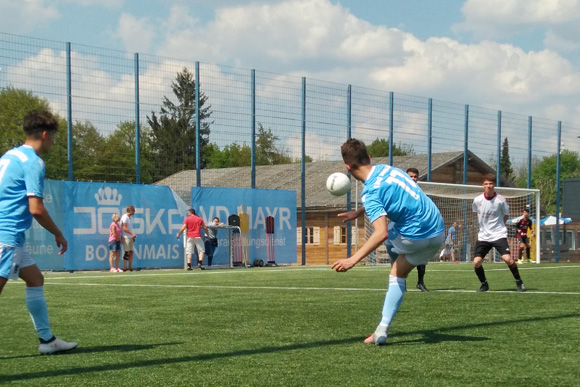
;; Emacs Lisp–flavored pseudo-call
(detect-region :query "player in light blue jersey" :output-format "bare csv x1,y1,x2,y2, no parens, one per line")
332,138,445,345
0,110,77,354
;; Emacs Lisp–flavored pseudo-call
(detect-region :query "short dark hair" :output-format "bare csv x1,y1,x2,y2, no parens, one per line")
341,138,370,170
406,167,419,175
213,217,219,222
188,208,196,215
523,209,529,213
23,110,58,139
126,205,135,213
482,174,495,183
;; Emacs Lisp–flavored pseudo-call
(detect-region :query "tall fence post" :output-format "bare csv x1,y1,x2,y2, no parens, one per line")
496,110,502,186
66,42,73,181
463,104,469,184
301,77,306,266
134,53,141,184
346,85,352,257
195,61,201,187
528,116,533,189
426,98,433,181
556,121,562,263
389,92,394,166
251,69,256,188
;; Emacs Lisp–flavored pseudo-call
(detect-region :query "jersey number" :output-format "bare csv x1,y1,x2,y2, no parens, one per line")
0,159,10,184
384,169,420,200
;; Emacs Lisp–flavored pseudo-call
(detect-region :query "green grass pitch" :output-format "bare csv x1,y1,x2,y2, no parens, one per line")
1,263,580,386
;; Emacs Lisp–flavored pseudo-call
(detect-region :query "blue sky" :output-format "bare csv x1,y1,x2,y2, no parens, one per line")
1,0,580,127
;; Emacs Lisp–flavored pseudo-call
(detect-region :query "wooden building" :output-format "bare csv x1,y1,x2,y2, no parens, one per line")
157,151,510,265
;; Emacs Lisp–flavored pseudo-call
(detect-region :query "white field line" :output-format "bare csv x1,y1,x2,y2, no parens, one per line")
36,263,580,281
33,281,580,295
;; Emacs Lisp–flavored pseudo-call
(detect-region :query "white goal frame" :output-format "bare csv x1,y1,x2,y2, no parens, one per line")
362,182,541,264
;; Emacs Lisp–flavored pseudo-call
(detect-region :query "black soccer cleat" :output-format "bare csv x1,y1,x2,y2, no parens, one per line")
516,280,526,292
416,283,429,292
477,282,489,292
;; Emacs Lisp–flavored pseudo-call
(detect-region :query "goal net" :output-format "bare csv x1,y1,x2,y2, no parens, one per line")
363,182,541,264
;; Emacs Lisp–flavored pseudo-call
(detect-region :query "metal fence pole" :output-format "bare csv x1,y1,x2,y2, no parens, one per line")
195,61,201,186
427,98,432,181
346,85,352,257
66,42,73,181
496,110,501,186
134,53,141,184
389,92,394,166
301,77,306,265
556,121,562,263
251,69,256,188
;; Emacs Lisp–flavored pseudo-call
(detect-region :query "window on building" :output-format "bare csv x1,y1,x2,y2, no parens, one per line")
296,227,320,245
333,226,358,245
566,230,576,250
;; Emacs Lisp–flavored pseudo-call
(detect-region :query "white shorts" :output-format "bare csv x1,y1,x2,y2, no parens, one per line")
387,231,445,266
185,237,204,255
122,237,134,252
0,244,36,280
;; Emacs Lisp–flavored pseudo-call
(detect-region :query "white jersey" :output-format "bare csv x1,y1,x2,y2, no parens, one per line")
472,192,509,242
120,213,133,238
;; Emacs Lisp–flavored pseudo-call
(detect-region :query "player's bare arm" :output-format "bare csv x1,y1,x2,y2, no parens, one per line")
29,196,67,254
337,206,365,223
332,215,388,272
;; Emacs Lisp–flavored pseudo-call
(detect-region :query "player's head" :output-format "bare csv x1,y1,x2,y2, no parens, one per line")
188,208,196,216
341,138,370,172
126,205,135,216
23,110,59,154
482,174,496,195
452,221,457,227
522,208,529,218
213,217,219,223
111,213,120,222
406,168,419,182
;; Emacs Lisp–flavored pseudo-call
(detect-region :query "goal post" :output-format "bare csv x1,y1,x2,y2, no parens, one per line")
362,182,541,264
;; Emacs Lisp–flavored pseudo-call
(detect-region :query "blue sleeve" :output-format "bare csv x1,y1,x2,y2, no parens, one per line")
363,190,386,224
24,157,45,199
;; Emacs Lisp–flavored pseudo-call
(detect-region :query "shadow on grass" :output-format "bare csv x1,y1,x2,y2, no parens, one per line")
0,342,183,360
1,312,578,382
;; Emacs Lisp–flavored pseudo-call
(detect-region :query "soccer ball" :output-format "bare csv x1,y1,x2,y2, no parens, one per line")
326,172,351,196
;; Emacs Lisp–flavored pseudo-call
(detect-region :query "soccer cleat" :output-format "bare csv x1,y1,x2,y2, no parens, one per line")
416,283,429,292
364,325,389,346
516,280,526,292
116,268,123,272
477,282,489,292
109,268,116,272
38,337,78,355
187,266,193,271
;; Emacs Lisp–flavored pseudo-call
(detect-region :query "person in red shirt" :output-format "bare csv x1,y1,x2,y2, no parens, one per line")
515,208,535,263
176,209,209,270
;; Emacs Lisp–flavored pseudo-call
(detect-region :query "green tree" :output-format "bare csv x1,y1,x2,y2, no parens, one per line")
147,67,213,181
70,121,107,181
500,137,513,179
100,121,155,183
205,123,299,168
366,138,413,157
255,124,292,165
0,87,51,155
532,150,580,213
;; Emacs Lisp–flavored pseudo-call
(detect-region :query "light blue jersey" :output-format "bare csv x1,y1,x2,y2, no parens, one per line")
362,165,444,240
0,145,45,247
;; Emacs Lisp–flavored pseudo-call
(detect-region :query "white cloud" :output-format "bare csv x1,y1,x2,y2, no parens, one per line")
116,13,155,54
0,0,59,34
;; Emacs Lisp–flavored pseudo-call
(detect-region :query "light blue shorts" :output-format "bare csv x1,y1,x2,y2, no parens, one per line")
0,244,36,280
386,231,445,266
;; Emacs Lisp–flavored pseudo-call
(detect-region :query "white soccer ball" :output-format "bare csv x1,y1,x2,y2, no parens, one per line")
326,172,351,196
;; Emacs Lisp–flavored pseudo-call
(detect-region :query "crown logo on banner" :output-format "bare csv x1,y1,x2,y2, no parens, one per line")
95,187,123,206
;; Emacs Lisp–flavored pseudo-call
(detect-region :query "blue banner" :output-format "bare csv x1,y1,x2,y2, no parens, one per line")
28,180,189,271
191,187,297,265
